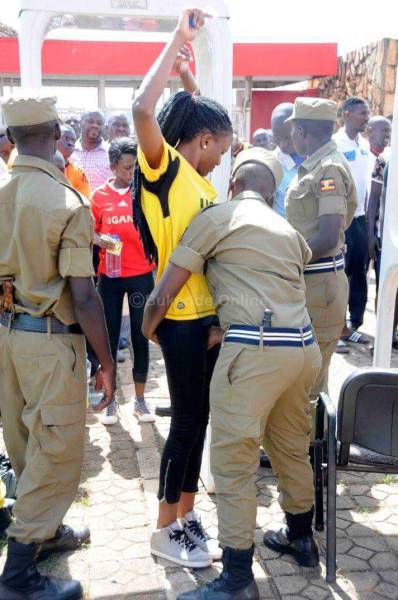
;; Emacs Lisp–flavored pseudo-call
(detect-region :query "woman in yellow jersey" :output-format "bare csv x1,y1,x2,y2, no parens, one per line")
133,8,232,569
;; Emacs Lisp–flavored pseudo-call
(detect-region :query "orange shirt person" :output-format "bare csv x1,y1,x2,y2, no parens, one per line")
57,125,92,199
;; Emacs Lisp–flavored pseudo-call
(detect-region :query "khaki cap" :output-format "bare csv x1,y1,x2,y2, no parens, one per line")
285,97,338,122
1,92,59,127
232,147,283,189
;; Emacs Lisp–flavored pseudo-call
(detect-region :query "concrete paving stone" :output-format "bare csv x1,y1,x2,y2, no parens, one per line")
336,537,354,553
163,571,197,600
264,557,300,576
353,495,381,509
345,523,375,537
273,575,308,595
369,551,398,570
343,571,380,593
372,521,398,535
302,585,331,600
120,542,151,560
354,536,390,552
348,546,374,560
336,554,370,571
374,581,398,598
136,447,161,480
88,546,120,563
348,485,372,496
88,580,124,598
88,560,122,580
379,570,398,586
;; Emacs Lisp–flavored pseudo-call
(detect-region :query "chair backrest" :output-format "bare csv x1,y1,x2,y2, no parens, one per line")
337,368,398,465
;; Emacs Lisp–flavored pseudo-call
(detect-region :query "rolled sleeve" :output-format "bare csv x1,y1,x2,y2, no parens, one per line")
59,247,94,277
170,244,205,273
58,205,94,278
318,195,346,216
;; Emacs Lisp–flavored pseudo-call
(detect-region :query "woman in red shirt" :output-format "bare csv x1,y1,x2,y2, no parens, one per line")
92,137,155,425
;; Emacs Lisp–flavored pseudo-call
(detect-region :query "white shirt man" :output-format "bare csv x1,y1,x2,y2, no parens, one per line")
333,127,371,217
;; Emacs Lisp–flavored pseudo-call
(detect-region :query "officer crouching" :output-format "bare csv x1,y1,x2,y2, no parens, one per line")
142,148,322,600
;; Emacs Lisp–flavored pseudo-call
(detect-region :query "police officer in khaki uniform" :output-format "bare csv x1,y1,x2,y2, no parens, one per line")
141,148,322,600
285,98,357,403
0,94,115,600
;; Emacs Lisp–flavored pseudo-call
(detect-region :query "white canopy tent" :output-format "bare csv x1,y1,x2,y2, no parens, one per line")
18,0,232,203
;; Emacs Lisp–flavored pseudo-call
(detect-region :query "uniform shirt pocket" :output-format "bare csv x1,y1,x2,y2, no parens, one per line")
287,178,315,222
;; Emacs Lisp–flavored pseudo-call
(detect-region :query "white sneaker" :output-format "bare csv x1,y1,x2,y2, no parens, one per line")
100,399,118,425
134,397,155,423
151,521,212,568
183,510,222,560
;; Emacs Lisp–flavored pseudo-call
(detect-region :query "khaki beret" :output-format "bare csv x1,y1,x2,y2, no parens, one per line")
285,97,338,122
231,147,283,189
1,92,59,127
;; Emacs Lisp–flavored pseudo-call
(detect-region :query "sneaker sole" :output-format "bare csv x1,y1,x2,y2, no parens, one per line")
134,413,155,423
263,536,319,568
151,548,212,569
100,418,118,425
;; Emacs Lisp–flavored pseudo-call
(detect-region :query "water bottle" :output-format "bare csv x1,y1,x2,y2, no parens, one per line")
105,234,122,278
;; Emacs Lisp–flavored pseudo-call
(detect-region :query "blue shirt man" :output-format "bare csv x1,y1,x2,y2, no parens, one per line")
271,102,304,217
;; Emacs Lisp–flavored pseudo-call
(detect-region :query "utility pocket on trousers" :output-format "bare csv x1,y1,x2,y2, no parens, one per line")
211,406,261,439
41,402,86,426
40,403,86,464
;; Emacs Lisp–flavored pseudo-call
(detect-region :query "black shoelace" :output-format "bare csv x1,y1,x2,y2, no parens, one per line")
169,528,197,552
186,518,210,542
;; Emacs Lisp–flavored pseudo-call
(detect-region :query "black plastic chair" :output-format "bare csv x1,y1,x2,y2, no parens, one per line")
313,368,398,583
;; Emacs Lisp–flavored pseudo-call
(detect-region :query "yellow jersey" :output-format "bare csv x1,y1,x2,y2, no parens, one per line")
138,139,217,320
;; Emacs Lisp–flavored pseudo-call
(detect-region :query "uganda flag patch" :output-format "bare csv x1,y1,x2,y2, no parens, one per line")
320,178,336,192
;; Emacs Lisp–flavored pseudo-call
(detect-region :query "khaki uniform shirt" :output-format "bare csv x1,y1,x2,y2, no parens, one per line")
171,191,312,329
285,140,357,257
0,155,94,325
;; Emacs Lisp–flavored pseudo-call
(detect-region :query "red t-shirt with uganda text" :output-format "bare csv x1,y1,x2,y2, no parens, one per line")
91,179,154,277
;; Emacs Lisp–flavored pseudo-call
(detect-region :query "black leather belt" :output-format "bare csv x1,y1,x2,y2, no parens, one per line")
0,312,82,335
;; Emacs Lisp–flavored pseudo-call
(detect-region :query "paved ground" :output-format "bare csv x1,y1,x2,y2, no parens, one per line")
1,275,398,599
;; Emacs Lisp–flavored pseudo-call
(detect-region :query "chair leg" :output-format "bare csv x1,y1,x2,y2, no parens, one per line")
314,397,325,531
314,439,324,531
326,413,337,583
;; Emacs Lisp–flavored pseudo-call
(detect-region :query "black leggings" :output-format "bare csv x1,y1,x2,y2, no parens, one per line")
98,272,154,383
156,317,219,504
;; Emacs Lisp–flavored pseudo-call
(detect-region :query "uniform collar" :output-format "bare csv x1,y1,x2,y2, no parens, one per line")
300,140,337,173
232,190,267,203
13,154,71,186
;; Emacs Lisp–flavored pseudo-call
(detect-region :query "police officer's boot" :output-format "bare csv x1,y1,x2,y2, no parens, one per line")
0,538,83,599
37,524,91,562
176,545,259,599
263,506,319,567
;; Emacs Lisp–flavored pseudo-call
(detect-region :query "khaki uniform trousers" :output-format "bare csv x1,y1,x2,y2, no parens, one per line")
210,340,321,550
0,326,87,544
305,269,348,402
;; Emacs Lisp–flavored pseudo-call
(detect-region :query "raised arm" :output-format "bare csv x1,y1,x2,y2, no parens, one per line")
132,8,209,168
174,44,201,95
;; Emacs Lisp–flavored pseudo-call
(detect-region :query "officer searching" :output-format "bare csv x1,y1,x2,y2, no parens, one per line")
0,6,391,600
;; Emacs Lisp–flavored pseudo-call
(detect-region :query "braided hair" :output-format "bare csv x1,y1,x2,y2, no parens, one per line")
132,91,232,263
